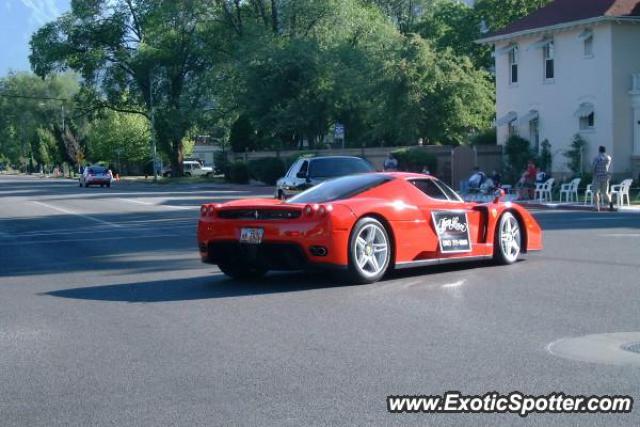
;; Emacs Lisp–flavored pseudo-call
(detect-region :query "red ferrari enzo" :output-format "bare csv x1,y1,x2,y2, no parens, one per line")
197,173,542,284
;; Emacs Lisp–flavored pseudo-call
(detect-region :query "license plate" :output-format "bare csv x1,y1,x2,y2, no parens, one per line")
239,228,264,244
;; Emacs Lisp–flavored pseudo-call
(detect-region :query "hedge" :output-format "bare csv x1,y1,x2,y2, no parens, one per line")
248,157,286,185
228,161,250,184
391,148,438,173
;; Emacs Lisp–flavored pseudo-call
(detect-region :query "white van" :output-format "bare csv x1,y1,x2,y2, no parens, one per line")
163,160,213,177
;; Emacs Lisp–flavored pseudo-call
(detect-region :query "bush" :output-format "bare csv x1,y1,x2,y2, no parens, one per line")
391,148,437,173
537,139,552,172
563,134,587,176
470,128,497,146
505,135,534,181
228,161,250,184
214,151,229,175
248,157,286,185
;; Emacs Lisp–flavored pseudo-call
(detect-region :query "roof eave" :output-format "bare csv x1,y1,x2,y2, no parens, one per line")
475,15,640,44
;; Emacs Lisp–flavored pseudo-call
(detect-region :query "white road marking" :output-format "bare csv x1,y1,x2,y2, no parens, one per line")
18,224,194,238
600,234,640,237
118,198,153,206
441,280,466,289
31,201,122,228
2,233,180,246
116,198,199,210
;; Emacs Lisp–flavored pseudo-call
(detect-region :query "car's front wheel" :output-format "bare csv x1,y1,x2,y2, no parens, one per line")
494,212,522,265
348,217,391,284
218,262,267,280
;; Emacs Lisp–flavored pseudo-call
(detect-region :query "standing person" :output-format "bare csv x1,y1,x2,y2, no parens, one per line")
592,145,614,212
383,153,398,172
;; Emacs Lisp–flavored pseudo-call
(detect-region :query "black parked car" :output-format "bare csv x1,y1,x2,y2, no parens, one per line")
275,156,375,199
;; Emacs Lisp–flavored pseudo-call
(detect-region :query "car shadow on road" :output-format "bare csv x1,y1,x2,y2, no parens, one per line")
43,260,504,303
43,271,344,302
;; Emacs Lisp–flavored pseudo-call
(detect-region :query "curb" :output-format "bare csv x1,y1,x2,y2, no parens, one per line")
519,201,640,212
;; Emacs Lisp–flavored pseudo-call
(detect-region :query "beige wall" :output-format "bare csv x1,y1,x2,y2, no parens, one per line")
495,23,615,174
611,22,640,177
224,145,503,189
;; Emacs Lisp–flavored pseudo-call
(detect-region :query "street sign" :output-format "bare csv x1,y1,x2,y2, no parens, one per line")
334,123,345,140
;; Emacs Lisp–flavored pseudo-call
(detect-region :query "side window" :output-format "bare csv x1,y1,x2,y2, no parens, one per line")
299,160,309,176
543,41,554,80
193,163,201,170
411,179,448,201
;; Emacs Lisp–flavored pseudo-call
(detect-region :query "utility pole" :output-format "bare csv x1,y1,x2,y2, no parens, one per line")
149,73,158,182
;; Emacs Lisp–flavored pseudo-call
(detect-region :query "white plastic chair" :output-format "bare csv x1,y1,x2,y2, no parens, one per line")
534,178,555,202
584,184,594,205
559,178,580,203
610,179,633,207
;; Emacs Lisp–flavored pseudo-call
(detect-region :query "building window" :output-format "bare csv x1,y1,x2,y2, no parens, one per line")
579,112,595,130
509,46,518,84
543,41,554,80
508,120,518,137
584,35,593,57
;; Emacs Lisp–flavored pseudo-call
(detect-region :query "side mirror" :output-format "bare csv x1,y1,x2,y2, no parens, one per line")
493,188,506,204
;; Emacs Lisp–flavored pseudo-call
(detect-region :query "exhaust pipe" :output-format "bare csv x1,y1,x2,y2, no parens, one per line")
309,246,328,257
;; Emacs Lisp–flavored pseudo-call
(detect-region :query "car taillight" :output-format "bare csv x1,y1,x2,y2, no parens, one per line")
318,204,333,217
304,204,314,216
200,205,208,217
207,205,216,217
304,204,332,217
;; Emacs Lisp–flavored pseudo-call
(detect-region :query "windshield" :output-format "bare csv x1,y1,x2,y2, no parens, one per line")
289,174,392,204
308,157,374,178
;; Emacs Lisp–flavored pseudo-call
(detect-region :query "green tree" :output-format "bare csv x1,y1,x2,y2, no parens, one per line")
30,0,223,176
414,0,490,68
380,35,494,145
0,72,78,169
85,111,151,168
474,0,552,34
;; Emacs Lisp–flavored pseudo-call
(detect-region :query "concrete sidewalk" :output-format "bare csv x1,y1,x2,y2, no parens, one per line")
516,199,640,212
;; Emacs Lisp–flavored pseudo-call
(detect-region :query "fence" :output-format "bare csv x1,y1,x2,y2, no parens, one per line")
224,144,503,188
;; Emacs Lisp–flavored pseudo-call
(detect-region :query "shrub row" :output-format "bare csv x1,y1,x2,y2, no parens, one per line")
391,148,437,174
224,156,288,185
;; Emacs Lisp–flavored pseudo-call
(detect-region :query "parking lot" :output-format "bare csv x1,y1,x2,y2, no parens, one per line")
1,175,639,426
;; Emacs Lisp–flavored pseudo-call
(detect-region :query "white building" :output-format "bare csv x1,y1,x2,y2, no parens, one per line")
478,0,640,178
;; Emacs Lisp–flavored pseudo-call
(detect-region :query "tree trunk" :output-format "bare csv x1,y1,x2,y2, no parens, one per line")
171,136,185,177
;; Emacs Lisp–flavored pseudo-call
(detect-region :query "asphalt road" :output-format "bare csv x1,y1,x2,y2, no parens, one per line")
1,174,639,426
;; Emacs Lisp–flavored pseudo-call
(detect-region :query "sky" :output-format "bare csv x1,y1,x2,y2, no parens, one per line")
0,0,70,76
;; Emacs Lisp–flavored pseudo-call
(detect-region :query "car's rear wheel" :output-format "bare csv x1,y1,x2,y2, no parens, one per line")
79,181,83,187
185,172,191,177
106,182,111,188
348,217,391,284
277,190,285,200
218,261,267,280
494,212,521,265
